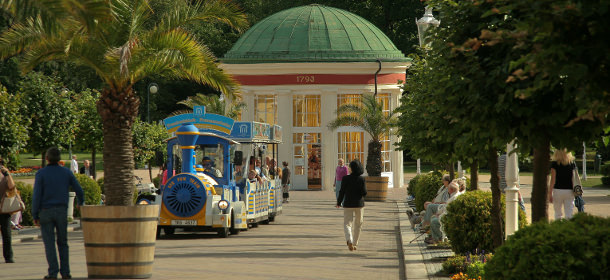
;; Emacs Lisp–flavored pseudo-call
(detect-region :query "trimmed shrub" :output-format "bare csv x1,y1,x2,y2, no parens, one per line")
96,177,105,194
152,176,160,189
442,191,527,254
485,213,610,279
73,174,102,217
414,171,444,211
407,174,422,196
15,181,34,226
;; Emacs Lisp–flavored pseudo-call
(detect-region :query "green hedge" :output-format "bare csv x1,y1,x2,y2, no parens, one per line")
15,181,33,226
407,174,422,196
414,171,444,211
73,174,102,217
96,177,105,194
486,213,610,279
442,191,528,254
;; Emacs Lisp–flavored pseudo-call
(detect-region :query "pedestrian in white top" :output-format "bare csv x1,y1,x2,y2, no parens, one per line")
70,155,78,174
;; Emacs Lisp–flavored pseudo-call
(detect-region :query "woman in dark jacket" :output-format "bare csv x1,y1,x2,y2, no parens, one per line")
336,159,367,251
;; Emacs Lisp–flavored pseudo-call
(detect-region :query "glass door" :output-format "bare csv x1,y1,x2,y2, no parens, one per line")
293,133,322,190
293,144,307,189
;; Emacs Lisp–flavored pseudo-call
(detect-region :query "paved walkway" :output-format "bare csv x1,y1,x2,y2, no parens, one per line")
5,171,609,280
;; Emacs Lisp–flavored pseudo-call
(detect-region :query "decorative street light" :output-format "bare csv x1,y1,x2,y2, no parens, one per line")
414,6,440,175
416,6,440,47
147,83,158,123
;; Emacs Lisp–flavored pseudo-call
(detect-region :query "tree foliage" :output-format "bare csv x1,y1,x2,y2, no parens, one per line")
176,93,246,119
328,94,397,176
132,118,167,171
17,72,75,165
0,0,248,205
0,84,29,168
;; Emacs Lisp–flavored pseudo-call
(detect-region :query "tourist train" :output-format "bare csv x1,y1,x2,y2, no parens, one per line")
138,106,283,238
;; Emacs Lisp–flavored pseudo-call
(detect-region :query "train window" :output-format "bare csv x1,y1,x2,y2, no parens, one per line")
196,144,224,178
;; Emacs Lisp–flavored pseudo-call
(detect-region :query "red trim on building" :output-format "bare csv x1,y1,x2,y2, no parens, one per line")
232,73,406,86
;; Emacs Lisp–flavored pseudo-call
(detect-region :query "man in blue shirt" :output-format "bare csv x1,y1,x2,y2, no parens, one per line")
32,147,84,280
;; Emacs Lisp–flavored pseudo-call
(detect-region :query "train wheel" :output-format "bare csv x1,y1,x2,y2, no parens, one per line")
251,222,259,228
217,227,229,238
164,227,175,236
269,215,275,222
229,212,239,235
260,219,270,225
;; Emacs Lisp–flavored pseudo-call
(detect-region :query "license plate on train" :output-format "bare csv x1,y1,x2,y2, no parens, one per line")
171,220,197,226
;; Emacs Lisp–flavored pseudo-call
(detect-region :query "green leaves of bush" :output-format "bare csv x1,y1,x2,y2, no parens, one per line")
485,213,610,279
15,182,33,226
442,191,527,254
414,171,443,211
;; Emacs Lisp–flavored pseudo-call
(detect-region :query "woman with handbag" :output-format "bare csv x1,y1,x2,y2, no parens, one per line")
548,149,577,220
0,158,16,263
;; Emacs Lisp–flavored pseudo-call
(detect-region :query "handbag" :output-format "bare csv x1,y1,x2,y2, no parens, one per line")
572,164,583,197
0,188,25,214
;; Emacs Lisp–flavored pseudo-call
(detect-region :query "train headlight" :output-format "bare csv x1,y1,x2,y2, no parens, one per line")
218,200,229,210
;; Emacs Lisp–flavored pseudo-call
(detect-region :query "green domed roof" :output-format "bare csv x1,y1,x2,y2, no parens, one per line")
222,4,408,63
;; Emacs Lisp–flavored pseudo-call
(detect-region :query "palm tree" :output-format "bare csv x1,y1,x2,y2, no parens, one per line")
328,93,398,176
176,93,246,119
0,0,247,205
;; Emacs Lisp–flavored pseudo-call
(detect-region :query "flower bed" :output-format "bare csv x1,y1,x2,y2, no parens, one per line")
11,166,40,177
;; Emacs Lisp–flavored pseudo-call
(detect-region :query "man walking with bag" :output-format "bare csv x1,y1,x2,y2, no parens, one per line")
32,147,84,280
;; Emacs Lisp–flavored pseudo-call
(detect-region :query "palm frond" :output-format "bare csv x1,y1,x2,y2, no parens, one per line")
159,0,248,33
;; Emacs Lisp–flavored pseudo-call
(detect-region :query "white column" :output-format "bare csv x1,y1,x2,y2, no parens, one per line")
582,142,587,180
505,140,520,238
457,161,463,178
321,89,337,191
416,159,421,175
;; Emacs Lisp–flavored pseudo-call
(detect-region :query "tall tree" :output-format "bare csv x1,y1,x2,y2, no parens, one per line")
132,118,166,181
483,0,610,222
17,72,75,166
0,0,248,205
0,83,29,169
73,88,103,179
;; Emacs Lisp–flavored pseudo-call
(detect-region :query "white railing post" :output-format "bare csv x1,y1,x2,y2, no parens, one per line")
505,140,520,238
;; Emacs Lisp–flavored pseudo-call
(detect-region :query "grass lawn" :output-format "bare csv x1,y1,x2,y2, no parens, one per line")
19,151,104,170
582,177,607,188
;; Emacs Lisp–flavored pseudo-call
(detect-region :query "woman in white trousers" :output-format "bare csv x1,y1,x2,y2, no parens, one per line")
549,149,576,220
336,159,367,251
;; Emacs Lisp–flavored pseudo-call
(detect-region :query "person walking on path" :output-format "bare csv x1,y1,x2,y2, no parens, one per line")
549,148,577,220
281,161,291,203
69,155,78,174
0,157,16,263
336,159,367,251
333,158,349,201
32,147,85,280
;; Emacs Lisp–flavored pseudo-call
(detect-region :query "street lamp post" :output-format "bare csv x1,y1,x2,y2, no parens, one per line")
147,83,158,123
416,6,440,46
414,6,440,175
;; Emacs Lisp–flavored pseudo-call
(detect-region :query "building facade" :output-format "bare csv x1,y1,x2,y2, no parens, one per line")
221,4,410,190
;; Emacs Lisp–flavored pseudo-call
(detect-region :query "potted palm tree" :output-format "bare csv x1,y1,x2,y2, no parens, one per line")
0,0,247,278
328,93,398,201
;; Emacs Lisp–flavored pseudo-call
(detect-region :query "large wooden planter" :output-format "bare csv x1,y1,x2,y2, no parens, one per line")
81,205,160,279
365,176,389,202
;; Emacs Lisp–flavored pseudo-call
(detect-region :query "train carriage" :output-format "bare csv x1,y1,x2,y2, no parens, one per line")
229,122,283,226
150,106,283,238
